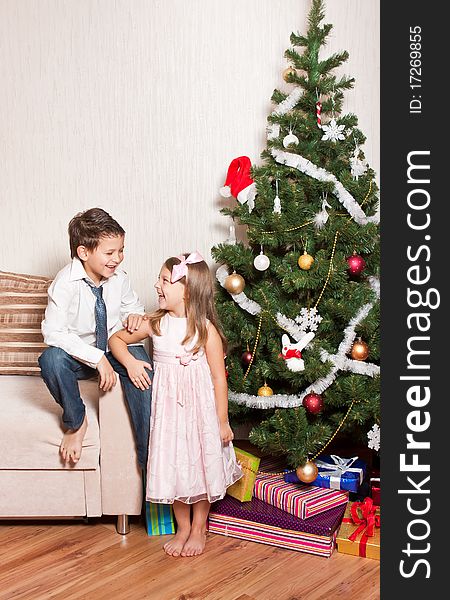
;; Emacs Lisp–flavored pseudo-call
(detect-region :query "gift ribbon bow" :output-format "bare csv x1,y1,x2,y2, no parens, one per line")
348,497,380,541
171,251,204,283
174,352,200,405
314,455,363,490
342,497,380,557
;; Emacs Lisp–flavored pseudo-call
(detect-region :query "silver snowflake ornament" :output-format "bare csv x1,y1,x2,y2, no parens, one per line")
321,118,346,142
367,423,380,451
295,307,323,333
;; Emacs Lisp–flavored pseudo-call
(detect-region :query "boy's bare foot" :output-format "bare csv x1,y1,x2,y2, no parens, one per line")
60,415,88,465
163,529,191,557
180,527,207,557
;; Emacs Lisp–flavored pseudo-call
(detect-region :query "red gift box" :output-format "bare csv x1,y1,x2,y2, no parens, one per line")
370,476,380,505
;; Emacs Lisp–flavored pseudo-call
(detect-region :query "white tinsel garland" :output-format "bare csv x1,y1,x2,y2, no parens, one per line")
228,390,313,409
273,87,304,116
272,149,379,226
266,88,303,141
217,263,380,408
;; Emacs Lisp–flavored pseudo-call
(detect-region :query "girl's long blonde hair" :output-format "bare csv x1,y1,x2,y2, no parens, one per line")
148,254,227,354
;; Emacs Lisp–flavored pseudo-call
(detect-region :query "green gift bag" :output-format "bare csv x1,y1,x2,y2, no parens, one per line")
227,447,261,502
145,501,175,536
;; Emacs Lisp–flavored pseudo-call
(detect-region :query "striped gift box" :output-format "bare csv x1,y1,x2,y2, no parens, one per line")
254,473,348,519
0,271,52,375
145,502,175,536
209,496,345,558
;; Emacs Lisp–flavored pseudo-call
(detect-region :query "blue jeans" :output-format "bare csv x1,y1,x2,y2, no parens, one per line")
38,345,152,469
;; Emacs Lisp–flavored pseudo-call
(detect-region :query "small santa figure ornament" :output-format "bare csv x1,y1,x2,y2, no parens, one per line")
219,156,257,213
280,332,315,372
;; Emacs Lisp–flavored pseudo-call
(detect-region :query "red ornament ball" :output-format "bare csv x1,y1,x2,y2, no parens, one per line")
302,392,324,415
241,351,253,366
347,252,366,276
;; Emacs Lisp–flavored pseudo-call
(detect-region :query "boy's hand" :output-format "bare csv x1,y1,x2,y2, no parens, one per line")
97,356,117,392
126,358,152,390
219,421,234,444
123,313,148,333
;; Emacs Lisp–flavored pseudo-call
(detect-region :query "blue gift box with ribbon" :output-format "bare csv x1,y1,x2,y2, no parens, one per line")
284,455,366,493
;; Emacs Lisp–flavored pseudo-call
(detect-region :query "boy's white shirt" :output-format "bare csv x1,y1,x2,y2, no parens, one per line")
41,257,145,368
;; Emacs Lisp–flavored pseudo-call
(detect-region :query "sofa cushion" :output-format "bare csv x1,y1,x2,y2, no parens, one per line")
0,376,100,470
0,271,52,375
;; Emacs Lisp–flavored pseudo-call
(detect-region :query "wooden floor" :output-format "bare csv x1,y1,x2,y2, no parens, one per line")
0,516,379,600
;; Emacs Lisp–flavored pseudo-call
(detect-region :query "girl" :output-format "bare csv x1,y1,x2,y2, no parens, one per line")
109,252,242,557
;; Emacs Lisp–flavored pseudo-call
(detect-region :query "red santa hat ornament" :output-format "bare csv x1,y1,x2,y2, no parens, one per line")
219,156,257,213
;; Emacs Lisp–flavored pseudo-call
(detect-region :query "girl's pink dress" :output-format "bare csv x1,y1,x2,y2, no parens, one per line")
146,313,242,504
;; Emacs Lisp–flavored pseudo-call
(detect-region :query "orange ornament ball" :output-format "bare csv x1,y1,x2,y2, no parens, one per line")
298,252,314,270
296,461,319,483
224,272,245,294
351,339,369,361
257,383,273,397
282,66,296,82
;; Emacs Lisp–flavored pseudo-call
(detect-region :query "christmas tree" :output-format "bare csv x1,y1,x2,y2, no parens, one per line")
212,0,380,476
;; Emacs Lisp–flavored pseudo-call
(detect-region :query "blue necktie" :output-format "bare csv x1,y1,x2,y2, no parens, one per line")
84,279,108,352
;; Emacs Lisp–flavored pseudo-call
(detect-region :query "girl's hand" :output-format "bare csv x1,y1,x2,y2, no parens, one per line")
220,421,234,444
126,358,152,390
123,313,148,333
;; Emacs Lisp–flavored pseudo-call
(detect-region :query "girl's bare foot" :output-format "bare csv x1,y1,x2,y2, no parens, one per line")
60,415,88,464
163,528,191,557
180,527,207,557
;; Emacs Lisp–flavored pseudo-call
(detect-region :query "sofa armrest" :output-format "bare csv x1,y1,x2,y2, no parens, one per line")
99,374,143,515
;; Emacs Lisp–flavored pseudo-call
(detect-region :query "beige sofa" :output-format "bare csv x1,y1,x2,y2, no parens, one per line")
0,270,143,533
0,374,143,533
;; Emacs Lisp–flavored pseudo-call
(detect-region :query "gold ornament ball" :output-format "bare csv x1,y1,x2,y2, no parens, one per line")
257,383,274,397
351,339,369,361
282,66,296,82
298,252,314,270
224,272,246,294
296,461,319,483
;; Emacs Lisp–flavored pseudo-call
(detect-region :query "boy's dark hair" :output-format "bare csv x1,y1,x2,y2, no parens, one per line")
68,208,125,258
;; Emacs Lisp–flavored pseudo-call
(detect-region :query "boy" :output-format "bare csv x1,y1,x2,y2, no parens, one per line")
39,207,152,469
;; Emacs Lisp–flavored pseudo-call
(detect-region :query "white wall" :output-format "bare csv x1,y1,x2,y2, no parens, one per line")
0,0,379,311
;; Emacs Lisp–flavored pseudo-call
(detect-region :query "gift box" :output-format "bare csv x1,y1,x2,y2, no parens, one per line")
227,447,261,502
145,501,175,536
336,498,380,560
208,494,346,557
284,455,366,493
254,473,348,520
370,476,380,506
